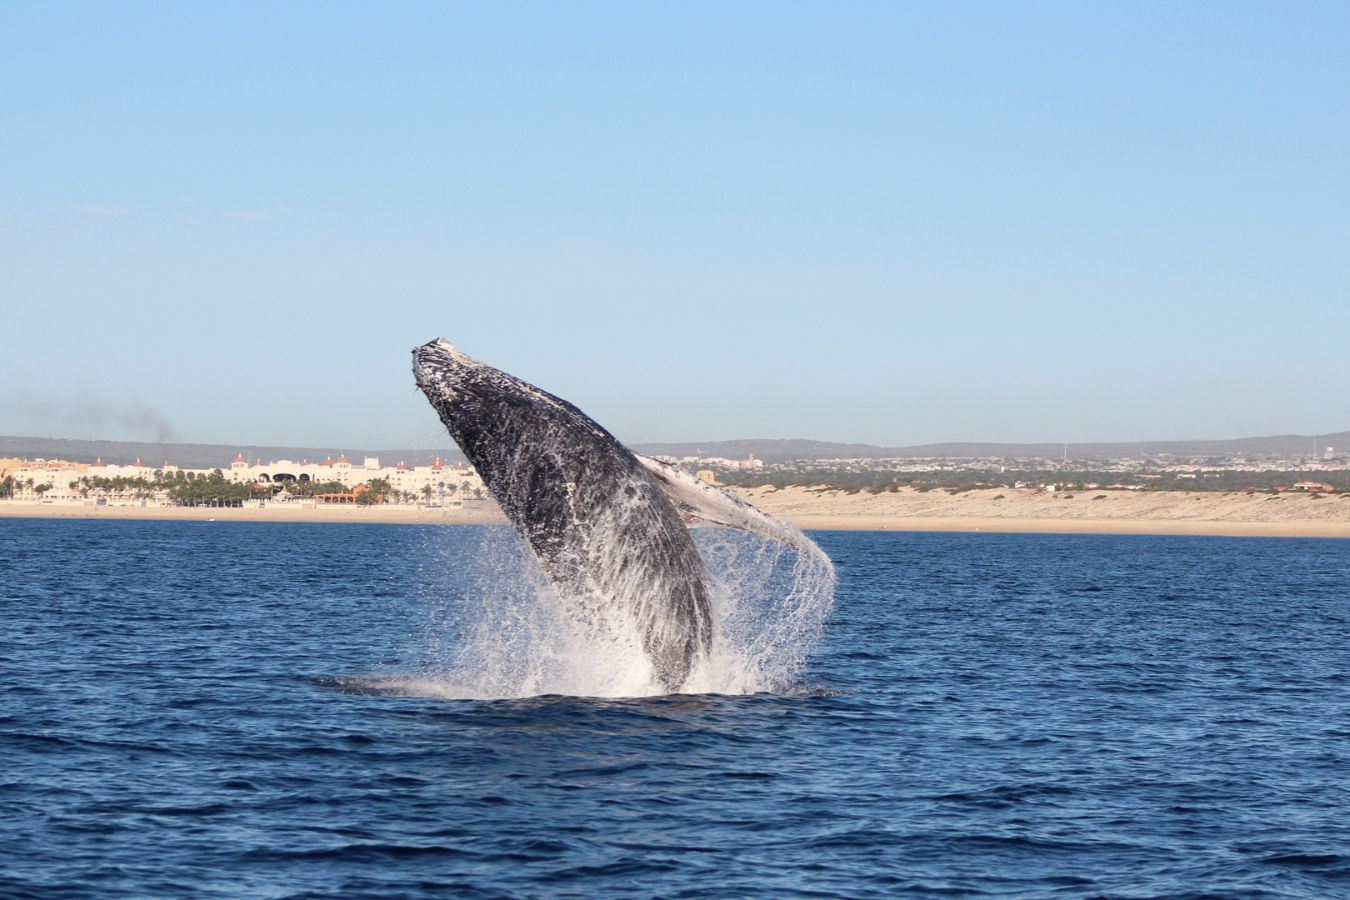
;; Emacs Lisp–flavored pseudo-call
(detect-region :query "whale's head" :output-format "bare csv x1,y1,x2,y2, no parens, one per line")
414,337,563,415
412,337,482,405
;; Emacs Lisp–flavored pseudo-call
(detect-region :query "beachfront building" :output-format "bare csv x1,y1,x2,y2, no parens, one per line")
4,456,209,503
225,454,484,504
1,454,486,508
4,457,91,502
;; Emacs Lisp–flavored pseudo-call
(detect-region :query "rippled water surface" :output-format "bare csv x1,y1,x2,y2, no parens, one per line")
4,519,1349,898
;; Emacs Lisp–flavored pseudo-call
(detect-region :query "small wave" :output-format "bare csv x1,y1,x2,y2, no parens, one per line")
947,833,1135,854
220,779,259,791
318,672,609,701
138,802,233,817
317,672,840,703
243,843,474,863
932,783,1076,807
1260,852,1344,866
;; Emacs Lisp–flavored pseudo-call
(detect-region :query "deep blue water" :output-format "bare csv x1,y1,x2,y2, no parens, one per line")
3,519,1349,898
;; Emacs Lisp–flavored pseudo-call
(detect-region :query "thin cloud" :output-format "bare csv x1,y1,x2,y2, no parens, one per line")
75,203,129,216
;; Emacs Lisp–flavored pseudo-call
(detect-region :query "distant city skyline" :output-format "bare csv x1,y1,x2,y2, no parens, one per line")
3,3,1347,447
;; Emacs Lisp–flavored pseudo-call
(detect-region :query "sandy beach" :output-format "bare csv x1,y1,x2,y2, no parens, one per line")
5,486,1350,537
0,501,509,527
737,485,1350,538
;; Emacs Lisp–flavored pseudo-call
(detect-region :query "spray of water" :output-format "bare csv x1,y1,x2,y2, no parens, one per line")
366,523,835,700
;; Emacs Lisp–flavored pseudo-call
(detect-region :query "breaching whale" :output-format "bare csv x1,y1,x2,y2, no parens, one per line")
412,338,822,692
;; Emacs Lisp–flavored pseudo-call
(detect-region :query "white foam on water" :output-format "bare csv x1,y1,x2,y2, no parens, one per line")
386,523,836,700
683,527,837,696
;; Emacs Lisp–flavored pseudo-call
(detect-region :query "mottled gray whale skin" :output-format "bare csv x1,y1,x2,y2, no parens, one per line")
412,338,712,691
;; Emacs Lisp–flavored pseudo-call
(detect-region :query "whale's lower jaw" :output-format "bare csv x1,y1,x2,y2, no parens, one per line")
413,338,712,692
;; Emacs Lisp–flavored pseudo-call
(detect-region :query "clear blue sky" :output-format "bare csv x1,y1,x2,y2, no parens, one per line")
2,2,1347,448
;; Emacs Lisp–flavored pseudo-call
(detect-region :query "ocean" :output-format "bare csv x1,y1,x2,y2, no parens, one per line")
3,519,1348,898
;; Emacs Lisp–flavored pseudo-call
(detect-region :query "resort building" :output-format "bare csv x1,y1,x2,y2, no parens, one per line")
2,454,486,507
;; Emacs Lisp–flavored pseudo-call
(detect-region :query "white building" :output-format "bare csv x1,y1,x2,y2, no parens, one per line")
225,453,485,503
3,453,485,507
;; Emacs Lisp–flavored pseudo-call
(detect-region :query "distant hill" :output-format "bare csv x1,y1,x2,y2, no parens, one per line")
630,438,890,461
0,436,466,469
633,432,1350,461
4,431,1346,467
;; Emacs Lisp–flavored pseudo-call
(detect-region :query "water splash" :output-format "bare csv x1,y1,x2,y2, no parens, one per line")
380,524,836,700
684,528,837,695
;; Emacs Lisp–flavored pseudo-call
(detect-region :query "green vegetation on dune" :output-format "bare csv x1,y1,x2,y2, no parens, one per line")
717,469,1350,494
66,470,395,505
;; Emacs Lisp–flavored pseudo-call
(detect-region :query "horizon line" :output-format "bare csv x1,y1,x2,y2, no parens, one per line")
3,429,1347,453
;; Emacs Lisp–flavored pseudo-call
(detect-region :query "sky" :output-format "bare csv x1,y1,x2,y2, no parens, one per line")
2,2,1347,449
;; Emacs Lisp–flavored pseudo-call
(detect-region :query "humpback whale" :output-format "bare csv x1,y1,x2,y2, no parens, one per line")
412,338,821,692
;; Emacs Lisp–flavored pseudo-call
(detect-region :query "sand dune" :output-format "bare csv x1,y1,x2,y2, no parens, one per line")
736,485,1350,538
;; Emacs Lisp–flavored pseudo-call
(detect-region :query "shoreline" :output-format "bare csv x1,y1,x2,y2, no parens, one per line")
4,497,1350,538
0,502,508,527
779,514,1350,539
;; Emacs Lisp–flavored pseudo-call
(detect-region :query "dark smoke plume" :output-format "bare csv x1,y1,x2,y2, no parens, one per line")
0,395,182,443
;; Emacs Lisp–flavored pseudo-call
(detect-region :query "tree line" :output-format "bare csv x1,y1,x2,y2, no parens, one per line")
3,469,415,506
716,468,1350,494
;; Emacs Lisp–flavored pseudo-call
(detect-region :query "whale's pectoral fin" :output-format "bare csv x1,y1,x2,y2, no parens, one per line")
637,456,822,556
